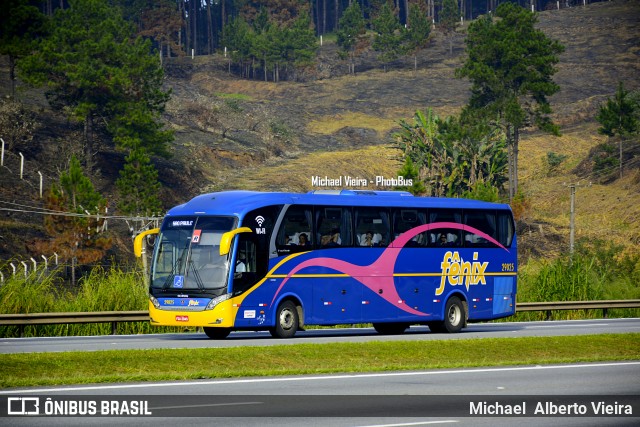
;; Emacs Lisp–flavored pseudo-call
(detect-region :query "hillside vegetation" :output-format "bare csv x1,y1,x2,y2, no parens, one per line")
0,0,639,266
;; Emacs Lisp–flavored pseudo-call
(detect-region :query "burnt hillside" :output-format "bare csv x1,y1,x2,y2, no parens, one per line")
0,0,639,263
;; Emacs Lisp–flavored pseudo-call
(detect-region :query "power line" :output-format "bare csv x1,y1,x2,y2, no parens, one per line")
0,200,161,222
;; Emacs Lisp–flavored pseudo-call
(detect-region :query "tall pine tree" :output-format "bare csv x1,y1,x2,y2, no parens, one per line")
116,149,162,217
17,0,172,164
372,2,404,71
456,3,564,201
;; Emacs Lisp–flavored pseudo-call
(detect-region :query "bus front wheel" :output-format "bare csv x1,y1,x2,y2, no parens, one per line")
428,296,466,333
203,327,231,339
270,300,299,338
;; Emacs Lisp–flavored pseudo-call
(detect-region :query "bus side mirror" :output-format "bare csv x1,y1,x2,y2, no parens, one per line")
133,228,160,258
219,227,252,256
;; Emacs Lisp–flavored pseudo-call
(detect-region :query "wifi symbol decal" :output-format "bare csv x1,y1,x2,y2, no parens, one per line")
255,216,265,227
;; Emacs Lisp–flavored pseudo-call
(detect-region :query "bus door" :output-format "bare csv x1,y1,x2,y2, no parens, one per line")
232,205,282,328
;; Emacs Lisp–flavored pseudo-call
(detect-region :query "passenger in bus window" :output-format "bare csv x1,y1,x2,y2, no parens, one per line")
361,231,374,247
298,233,310,247
321,229,341,247
439,233,449,246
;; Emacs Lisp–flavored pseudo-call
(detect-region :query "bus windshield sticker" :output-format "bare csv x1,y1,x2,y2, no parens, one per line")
170,220,193,228
191,229,202,244
173,275,184,288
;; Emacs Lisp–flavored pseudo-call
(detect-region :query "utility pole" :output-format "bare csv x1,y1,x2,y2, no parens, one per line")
565,182,591,257
569,183,576,256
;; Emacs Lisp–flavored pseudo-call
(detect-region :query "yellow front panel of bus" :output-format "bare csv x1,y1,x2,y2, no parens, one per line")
148,298,239,328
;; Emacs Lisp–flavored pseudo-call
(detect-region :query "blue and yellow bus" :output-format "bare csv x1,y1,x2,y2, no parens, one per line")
134,190,517,339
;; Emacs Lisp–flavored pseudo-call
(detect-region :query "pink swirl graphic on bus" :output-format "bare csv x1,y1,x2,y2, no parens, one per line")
269,222,507,314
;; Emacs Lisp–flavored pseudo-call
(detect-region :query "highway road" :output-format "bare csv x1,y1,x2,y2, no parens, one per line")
1,317,639,354
1,362,639,426
2,318,638,426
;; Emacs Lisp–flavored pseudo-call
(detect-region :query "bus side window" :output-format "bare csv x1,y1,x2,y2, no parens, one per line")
354,207,390,247
275,205,313,254
316,207,352,248
497,211,515,248
392,209,427,246
429,208,462,247
464,210,497,248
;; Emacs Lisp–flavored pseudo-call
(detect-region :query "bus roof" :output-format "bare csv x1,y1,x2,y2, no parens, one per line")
166,190,512,218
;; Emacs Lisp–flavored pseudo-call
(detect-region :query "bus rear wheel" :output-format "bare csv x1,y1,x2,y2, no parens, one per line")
269,300,299,338
373,322,408,335
428,296,466,333
203,327,231,339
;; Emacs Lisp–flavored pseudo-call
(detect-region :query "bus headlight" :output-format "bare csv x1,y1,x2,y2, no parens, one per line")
150,296,160,309
206,293,230,311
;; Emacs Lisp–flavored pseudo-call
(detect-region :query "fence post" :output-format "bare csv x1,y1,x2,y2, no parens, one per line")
19,152,24,179
38,171,43,198
21,261,28,278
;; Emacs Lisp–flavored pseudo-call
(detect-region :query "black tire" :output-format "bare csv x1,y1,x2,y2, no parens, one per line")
427,321,446,333
428,296,466,333
373,322,408,335
203,327,231,339
269,300,299,338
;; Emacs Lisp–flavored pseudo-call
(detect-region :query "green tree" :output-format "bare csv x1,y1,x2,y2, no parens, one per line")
223,15,255,77
116,148,162,217
404,3,430,72
283,13,318,74
439,0,459,56
597,82,639,137
336,1,366,73
17,0,172,166
394,108,508,198
396,157,426,195
372,2,403,71
0,0,46,98
224,11,317,82
456,2,564,202
33,155,111,267
596,82,639,179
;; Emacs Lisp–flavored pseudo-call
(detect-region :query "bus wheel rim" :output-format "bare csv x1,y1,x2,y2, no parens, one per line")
448,305,460,325
280,308,294,330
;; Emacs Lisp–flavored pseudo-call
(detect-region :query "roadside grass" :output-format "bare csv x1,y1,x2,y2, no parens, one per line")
1,334,638,388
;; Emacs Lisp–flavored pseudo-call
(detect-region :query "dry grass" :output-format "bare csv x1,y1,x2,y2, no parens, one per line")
307,112,399,136
519,125,640,254
232,146,402,193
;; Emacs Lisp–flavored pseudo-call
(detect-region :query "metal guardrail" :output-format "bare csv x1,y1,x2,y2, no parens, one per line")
516,299,640,321
0,311,148,336
0,300,639,336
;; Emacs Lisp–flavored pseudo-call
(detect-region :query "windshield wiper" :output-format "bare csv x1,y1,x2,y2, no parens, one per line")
188,260,206,291
162,249,187,289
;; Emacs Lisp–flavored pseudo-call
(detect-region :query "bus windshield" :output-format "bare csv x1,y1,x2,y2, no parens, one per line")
151,216,236,293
